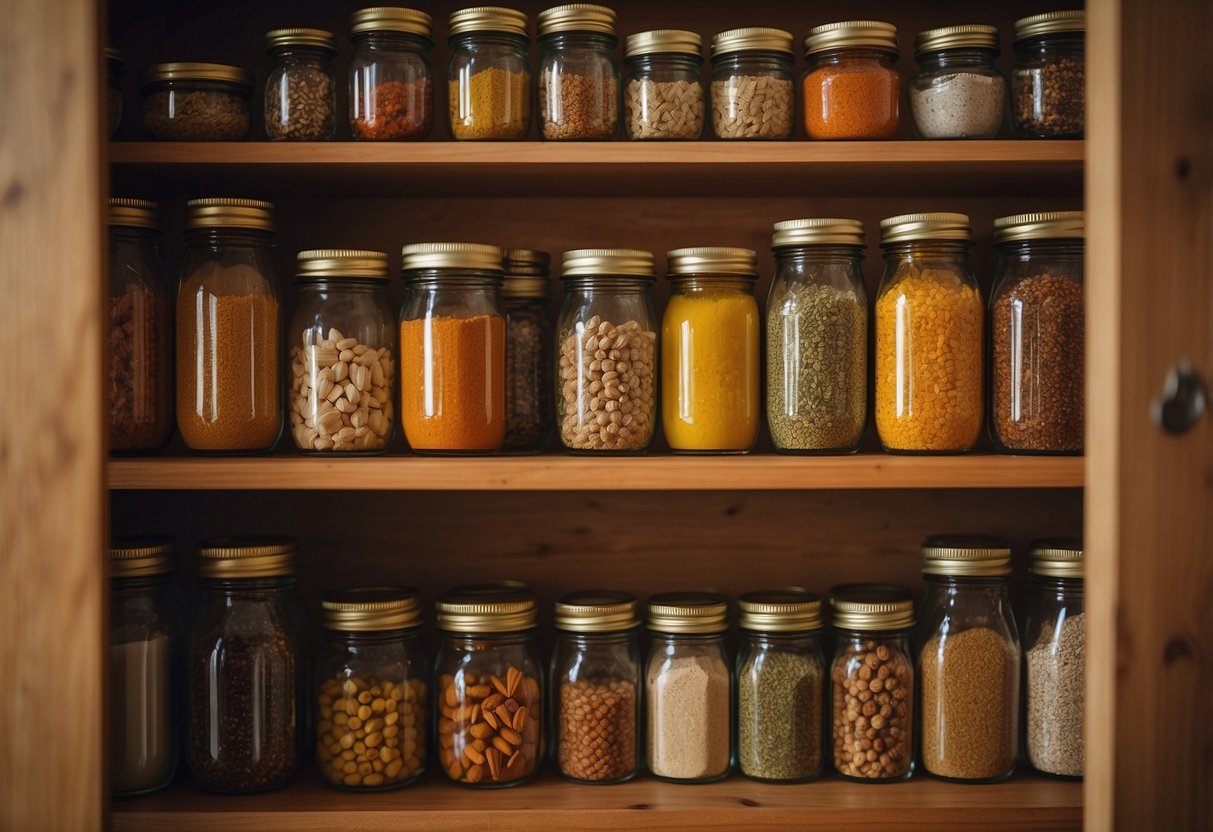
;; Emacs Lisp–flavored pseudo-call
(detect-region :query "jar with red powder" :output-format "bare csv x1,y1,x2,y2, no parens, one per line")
802,20,900,140
349,7,434,140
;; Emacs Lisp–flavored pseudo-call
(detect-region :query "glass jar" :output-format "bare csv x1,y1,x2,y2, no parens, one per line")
448,7,531,140
264,28,337,140
139,62,252,141
875,213,983,453
187,538,305,793
1024,539,1084,779
434,586,543,787
109,538,178,797
288,250,397,454
736,590,825,783
623,30,704,140
918,536,1020,783
910,25,1006,139
551,592,641,783
802,21,900,140
316,588,428,790
399,242,506,454
556,249,657,453
646,593,732,782
828,584,915,782
710,27,794,140
662,247,760,453
176,198,281,453
349,7,434,140
537,3,620,140
767,218,868,454
1012,11,1084,139
108,199,172,453
991,211,1085,454
106,47,124,137
502,249,553,453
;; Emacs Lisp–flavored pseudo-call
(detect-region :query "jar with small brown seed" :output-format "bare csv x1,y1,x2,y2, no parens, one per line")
710,27,795,140
537,4,620,140
623,30,705,140
502,249,553,452
1011,11,1084,139
265,28,338,141
140,62,252,141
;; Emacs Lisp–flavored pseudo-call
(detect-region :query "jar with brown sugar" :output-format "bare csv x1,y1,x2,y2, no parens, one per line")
537,3,620,140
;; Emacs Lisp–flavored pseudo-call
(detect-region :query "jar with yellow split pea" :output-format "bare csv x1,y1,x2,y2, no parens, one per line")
875,212,983,452
448,6,532,140
315,588,428,791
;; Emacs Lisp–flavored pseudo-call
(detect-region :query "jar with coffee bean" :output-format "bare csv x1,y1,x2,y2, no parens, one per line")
710,27,795,140
264,28,337,140
502,249,553,452
828,584,915,782
139,62,253,140
349,7,434,140
623,30,705,140
551,592,641,784
434,585,542,787
1012,11,1084,139
555,249,657,454
537,4,620,140
106,48,124,137
316,588,428,790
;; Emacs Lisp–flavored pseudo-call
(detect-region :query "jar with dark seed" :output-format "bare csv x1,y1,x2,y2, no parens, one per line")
502,249,553,452
1011,11,1084,139
265,28,338,141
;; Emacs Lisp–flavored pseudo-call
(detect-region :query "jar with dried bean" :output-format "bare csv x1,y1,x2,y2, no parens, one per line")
556,249,657,454
448,6,532,140
140,62,252,141
910,25,1006,140
1012,11,1084,139
538,4,619,140
264,28,337,140
502,249,554,452
106,48,124,137
623,30,704,140
349,7,434,140
551,592,641,784
802,21,900,140
316,588,428,790
434,586,543,787
829,584,915,782
288,250,397,454
710,27,794,140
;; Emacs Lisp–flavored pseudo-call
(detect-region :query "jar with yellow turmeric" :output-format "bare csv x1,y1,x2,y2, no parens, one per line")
447,7,531,140
874,213,983,453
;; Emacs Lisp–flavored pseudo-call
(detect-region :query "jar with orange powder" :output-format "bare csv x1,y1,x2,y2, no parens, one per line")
802,21,900,140
349,7,434,140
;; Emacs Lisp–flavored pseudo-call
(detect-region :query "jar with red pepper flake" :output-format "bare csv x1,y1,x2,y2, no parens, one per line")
349,7,434,140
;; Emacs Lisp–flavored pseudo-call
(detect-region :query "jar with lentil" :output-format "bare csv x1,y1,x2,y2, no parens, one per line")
288,250,397,454
802,21,900,140
767,218,868,454
1024,539,1084,779
537,3,619,140
502,249,553,453
139,62,253,141
551,592,641,784
646,593,732,782
315,588,428,790
264,28,337,141
176,198,282,453
709,27,794,140
1012,11,1084,139
187,538,305,794
875,212,983,453
434,585,543,787
990,211,1084,454
918,535,1020,783
448,6,532,140
623,30,704,140
828,584,915,782
106,48,124,137
662,247,760,453
399,242,506,454
349,7,434,140
556,249,657,454
910,25,1006,140
736,590,825,783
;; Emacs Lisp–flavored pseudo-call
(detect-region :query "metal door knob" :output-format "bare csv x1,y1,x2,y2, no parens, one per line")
1151,360,1206,435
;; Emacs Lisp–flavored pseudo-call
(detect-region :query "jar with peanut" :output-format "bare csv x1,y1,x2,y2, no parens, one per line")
315,588,428,791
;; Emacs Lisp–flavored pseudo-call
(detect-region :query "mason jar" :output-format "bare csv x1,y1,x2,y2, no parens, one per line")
139,62,252,140
349,7,434,140
710,27,794,140
918,536,1020,783
802,21,900,140
448,6,531,140
288,249,396,454
767,218,868,454
990,211,1085,454
623,29,704,140
399,242,506,454
264,28,337,140
551,592,641,783
875,212,983,453
502,249,553,453
537,3,619,139
556,249,657,454
176,198,281,453
1012,11,1084,139
315,588,428,790
911,25,1006,139
662,247,760,454
106,47,124,137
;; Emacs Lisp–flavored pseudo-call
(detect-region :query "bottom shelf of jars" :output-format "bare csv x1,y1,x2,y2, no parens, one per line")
110,769,1082,831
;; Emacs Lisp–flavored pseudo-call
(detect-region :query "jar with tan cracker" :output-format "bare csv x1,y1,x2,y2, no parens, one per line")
710,27,795,140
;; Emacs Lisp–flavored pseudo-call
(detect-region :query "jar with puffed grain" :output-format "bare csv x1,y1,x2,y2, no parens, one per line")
315,588,428,791
140,62,253,141
448,6,532,140
537,3,620,140
264,28,337,141
502,249,554,453
349,7,434,140
710,27,795,140
1012,11,1084,139
802,21,900,140
555,249,658,454
623,29,704,140
106,48,124,137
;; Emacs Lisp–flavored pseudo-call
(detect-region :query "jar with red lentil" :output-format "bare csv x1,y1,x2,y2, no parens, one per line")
537,4,620,140
874,212,983,453
502,249,554,453
1012,11,1084,139
802,21,900,140
349,7,434,140
709,27,794,140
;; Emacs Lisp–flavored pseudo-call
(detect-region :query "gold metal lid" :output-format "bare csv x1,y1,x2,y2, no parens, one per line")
109,198,160,231
1015,10,1085,41
738,590,824,633
350,7,434,39
646,592,729,634
322,587,423,631
805,20,899,57
105,47,125,67
880,212,971,244
139,62,254,90
109,536,173,578
1030,539,1084,579
922,534,1012,577
296,249,390,281
554,591,640,632
436,585,537,633
265,27,337,52
537,3,616,37
401,242,504,273
993,211,1085,243
502,248,550,297
196,536,296,579
914,24,999,56
829,584,915,631
560,248,656,278
450,6,529,38
625,29,702,58
711,27,794,57
666,246,758,277
184,198,275,232
772,217,865,248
